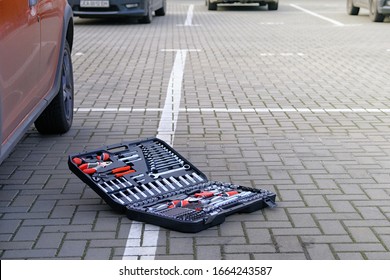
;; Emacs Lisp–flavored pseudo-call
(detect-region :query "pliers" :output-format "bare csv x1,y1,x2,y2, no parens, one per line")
91,166,135,181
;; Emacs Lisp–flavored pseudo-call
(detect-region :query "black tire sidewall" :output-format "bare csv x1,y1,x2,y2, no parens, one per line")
61,41,74,129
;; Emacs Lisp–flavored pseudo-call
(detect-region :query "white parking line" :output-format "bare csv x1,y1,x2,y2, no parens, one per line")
161,49,201,52
259,53,305,56
177,4,200,27
259,22,284,25
121,49,195,260
75,107,390,114
290,4,345,26
184,4,194,26
157,50,188,145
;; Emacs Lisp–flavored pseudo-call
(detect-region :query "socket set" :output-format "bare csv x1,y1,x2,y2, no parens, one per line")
68,137,277,233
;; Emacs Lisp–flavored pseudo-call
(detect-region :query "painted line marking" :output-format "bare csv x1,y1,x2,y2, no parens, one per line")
290,4,345,26
161,49,201,52
184,4,195,26
259,22,284,25
75,107,390,114
177,4,200,26
259,52,305,56
157,49,188,145
122,49,198,260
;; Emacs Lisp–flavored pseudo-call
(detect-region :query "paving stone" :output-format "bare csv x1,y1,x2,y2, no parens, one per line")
196,245,222,259
337,253,365,260
332,243,386,252
365,252,390,260
306,244,335,260
1,249,57,259
34,233,64,249
219,221,245,237
224,244,275,254
58,240,87,257
355,206,387,220
246,228,272,244
348,227,380,243
289,214,317,228
253,253,307,260
84,248,113,260
318,220,347,235
168,237,194,255
13,226,42,241
0,241,34,250
0,220,21,234
274,235,303,253
225,253,251,260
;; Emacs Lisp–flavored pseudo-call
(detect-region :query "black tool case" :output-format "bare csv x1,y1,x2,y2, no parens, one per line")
68,137,277,233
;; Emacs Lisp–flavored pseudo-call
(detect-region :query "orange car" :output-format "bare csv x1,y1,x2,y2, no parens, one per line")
0,0,74,164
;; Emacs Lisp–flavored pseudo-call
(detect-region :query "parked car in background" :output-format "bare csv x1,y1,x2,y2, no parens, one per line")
347,0,390,22
67,0,166,23
0,0,74,164
205,0,278,11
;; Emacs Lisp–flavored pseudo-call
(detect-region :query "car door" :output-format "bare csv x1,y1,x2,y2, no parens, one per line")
37,0,64,98
0,0,41,146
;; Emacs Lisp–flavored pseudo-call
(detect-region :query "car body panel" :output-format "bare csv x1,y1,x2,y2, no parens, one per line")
351,0,390,15
0,0,41,144
67,0,164,18
0,0,74,164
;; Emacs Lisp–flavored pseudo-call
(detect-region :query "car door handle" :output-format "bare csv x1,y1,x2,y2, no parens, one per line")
29,0,38,7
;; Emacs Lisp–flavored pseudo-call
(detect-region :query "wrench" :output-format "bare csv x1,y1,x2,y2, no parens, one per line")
149,164,191,179
151,162,183,172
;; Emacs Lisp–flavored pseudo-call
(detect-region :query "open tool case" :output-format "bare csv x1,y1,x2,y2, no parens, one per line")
68,138,277,233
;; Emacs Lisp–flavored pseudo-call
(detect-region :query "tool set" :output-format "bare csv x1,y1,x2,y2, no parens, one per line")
68,138,277,233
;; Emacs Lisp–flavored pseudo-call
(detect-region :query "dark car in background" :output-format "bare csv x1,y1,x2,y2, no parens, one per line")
0,0,74,164
347,0,390,22
67,0,166,23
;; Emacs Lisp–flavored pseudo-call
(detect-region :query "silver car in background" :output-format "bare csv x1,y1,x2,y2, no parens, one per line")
347,0,390,22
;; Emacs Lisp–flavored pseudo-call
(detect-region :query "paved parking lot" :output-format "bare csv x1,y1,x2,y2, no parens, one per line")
1,0,390,260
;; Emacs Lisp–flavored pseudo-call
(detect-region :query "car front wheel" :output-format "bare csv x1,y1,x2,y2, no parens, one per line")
369,0,385,22
347,0,359,15
207,0,217,10
268,1,278,10
139,1,153,23
155,0,166,16
35,41,74,134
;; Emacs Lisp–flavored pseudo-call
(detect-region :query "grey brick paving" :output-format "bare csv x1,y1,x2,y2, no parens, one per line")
1,0,390,260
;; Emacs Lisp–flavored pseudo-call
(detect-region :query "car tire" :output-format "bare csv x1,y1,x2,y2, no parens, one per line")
155,0,166,16
34,41,74,134
139,1,153,23
347,0,359,15
207,0,217,11
268,1,278,10
369,0,385,22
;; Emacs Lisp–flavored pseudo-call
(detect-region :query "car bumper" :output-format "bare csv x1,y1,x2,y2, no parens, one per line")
69,0,147,17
